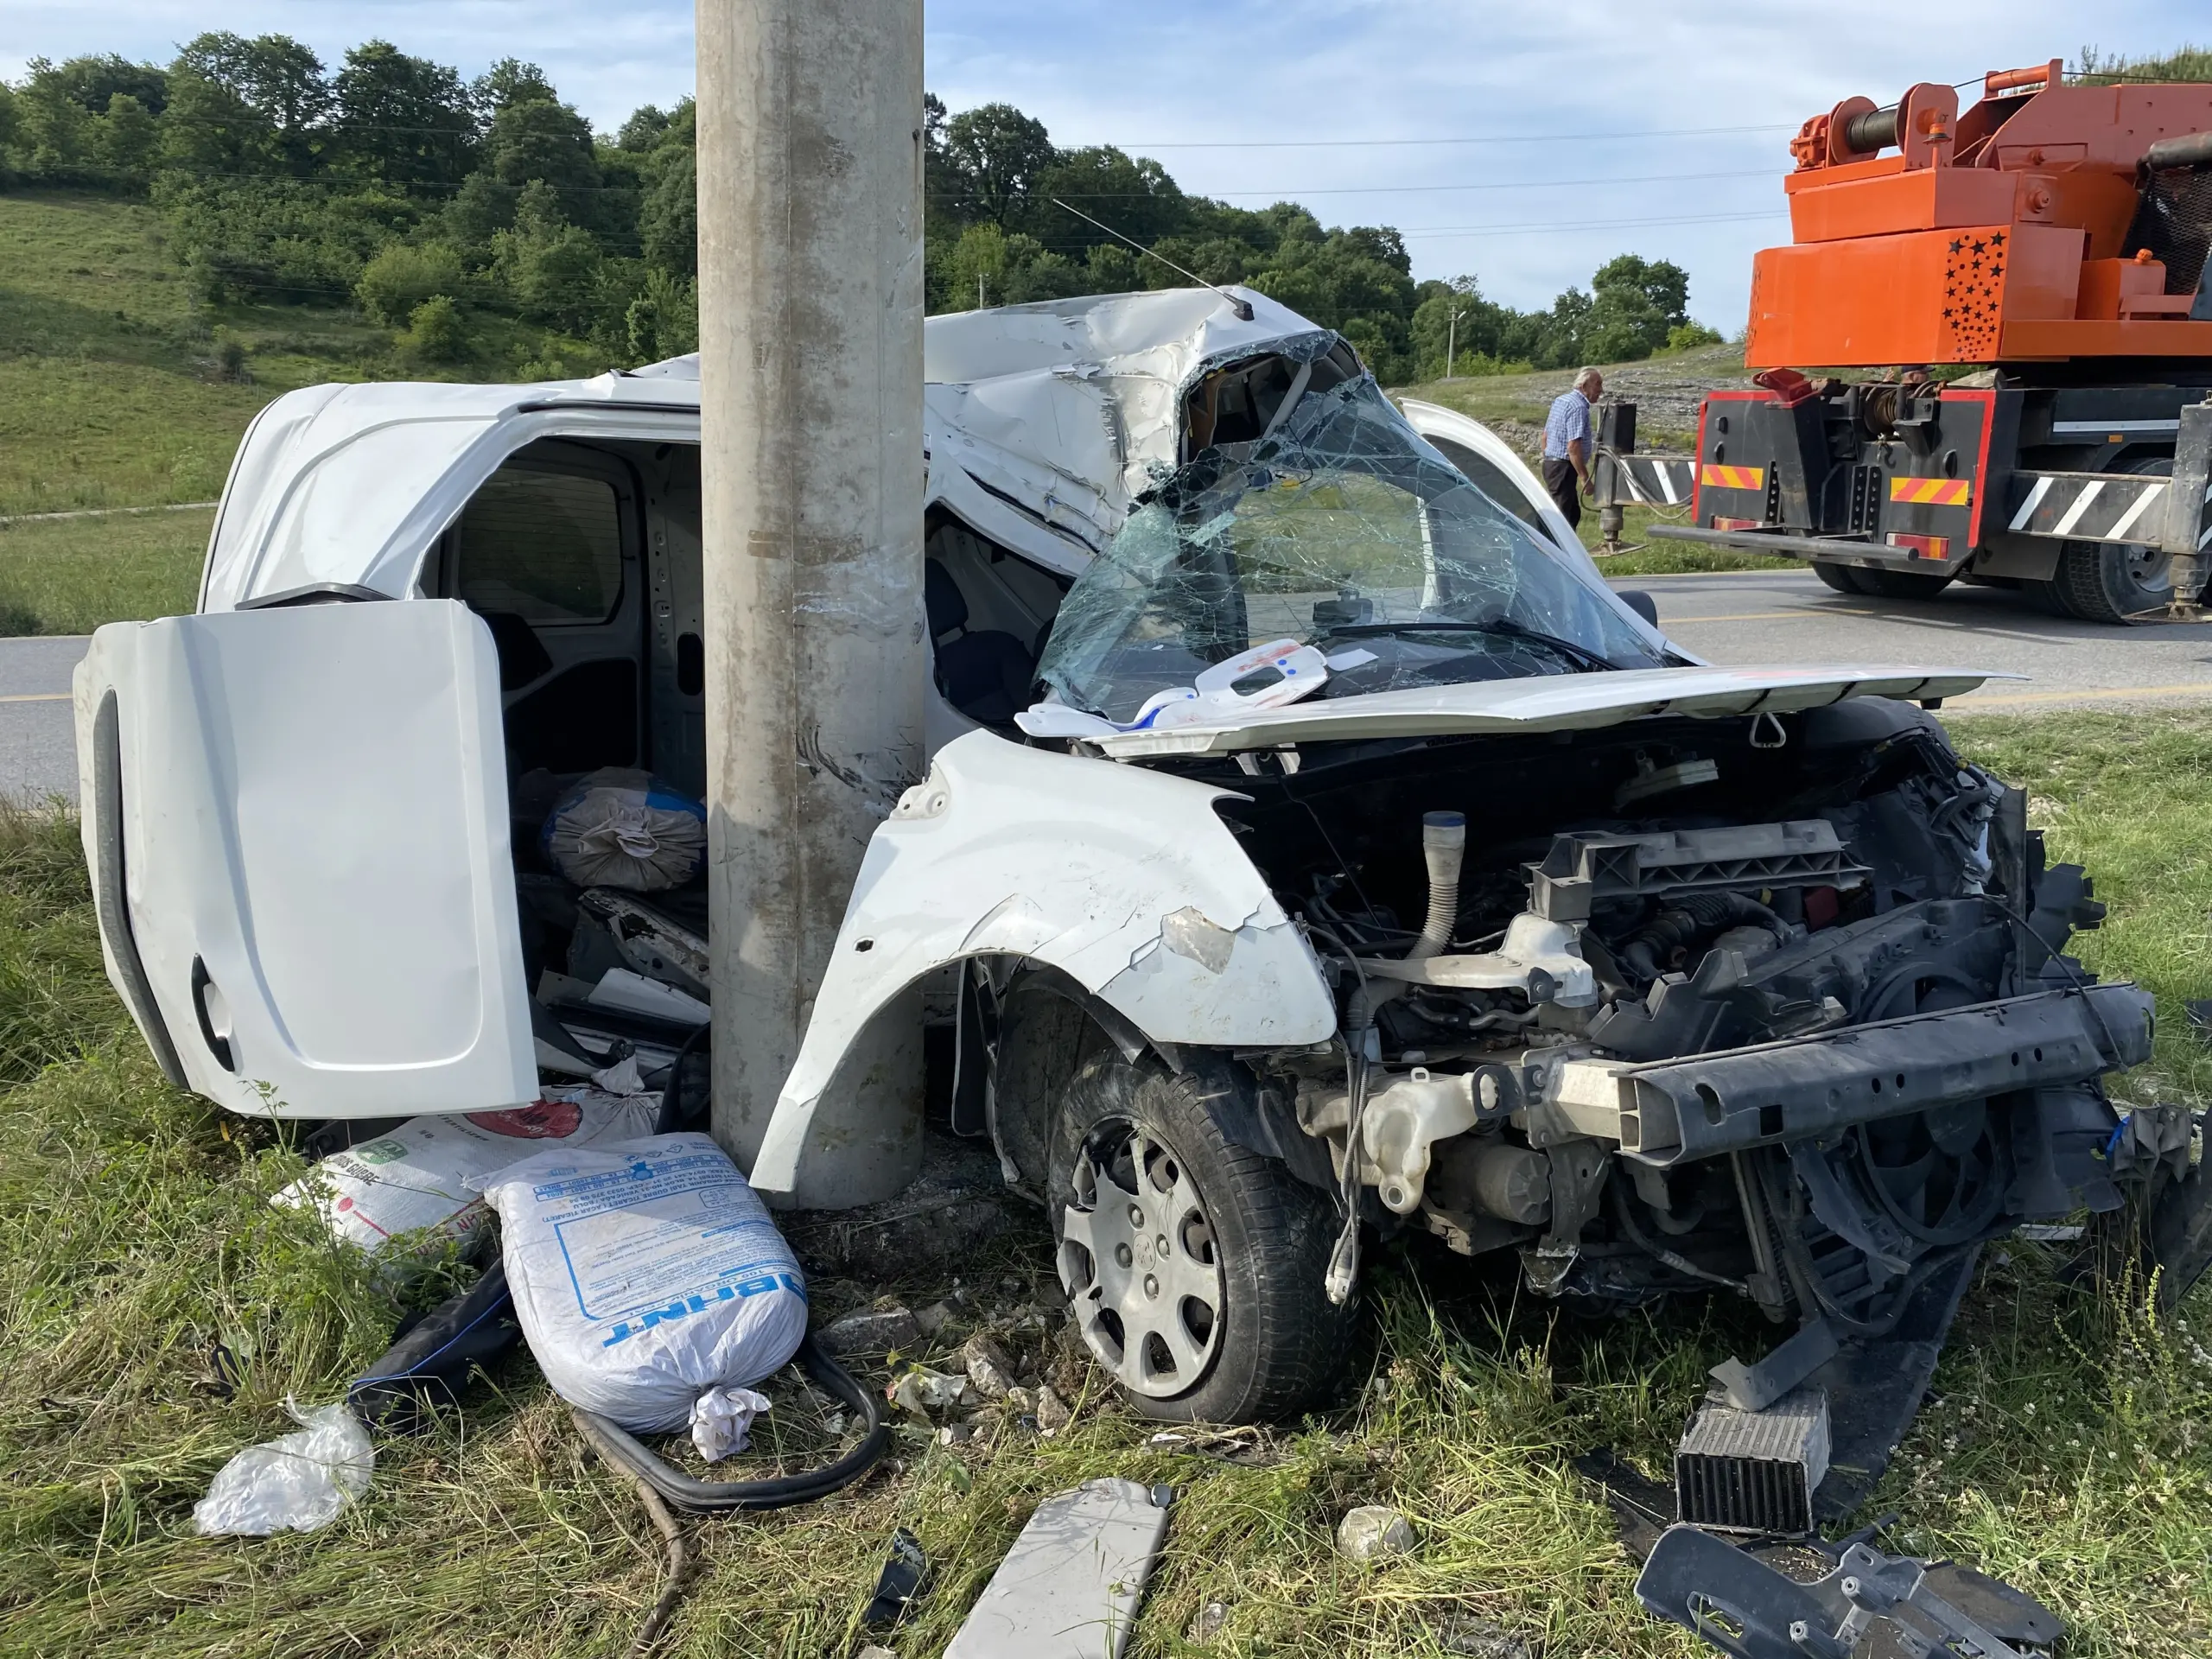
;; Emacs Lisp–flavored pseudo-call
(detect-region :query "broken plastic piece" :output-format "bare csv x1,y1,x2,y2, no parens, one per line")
1635,1523,2044,1658
587,967,710,1027
863,1527,929,1627
193,1400,375,1536
943,1478,1174,1659
1710,1319,1840,1414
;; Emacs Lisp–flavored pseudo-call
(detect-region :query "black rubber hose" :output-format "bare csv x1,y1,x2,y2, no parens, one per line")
569,1335,889,1513
2145,130,2212,172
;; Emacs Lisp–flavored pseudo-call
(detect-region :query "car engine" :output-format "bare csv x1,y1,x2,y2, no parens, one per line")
1199,696,2156,1338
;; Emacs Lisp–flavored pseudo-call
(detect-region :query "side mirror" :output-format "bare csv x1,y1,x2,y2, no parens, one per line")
1617,589,1659,626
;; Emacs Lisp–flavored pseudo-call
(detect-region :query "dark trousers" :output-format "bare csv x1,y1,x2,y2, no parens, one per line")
1542,457,1582,530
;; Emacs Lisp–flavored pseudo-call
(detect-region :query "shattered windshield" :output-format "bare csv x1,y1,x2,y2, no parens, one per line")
1036,373,1667,725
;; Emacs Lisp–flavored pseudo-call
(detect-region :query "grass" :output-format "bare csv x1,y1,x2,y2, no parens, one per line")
1,708,2209,1655
0,190,607,527
0,508,211,635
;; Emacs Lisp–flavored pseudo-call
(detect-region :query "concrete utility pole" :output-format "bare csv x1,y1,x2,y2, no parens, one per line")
696,0,926,1205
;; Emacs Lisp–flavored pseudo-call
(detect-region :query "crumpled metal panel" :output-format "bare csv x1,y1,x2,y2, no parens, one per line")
747,728,1334,1199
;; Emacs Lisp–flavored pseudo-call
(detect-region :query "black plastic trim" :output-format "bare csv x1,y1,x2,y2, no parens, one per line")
91,691,187,1088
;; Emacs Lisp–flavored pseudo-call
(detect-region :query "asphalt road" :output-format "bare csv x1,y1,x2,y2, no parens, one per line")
4,572,2211,803
0,634,85,804
1614,565,2212,713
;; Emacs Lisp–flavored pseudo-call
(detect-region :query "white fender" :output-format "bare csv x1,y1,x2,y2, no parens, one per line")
748,729,1336,1199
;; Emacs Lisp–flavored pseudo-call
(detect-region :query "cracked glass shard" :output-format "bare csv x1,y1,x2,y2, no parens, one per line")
1035,374,1668,724
1159,906,1236,974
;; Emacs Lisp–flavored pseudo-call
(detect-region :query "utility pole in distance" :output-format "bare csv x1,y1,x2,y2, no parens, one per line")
696,0,926,1205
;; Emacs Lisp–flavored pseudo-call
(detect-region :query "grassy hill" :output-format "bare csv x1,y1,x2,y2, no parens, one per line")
0,189,607,635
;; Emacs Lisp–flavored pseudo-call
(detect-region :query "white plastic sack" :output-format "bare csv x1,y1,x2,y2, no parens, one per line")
193,1401,375,1536
690,1385,772,1462
543,768,707,892
481,1133,808,1433
275,1088,660,1255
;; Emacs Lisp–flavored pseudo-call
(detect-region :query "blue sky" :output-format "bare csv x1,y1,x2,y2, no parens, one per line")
5,2,2193,327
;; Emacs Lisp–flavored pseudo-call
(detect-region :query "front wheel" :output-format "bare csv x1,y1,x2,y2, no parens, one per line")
1049,1054,1352,1422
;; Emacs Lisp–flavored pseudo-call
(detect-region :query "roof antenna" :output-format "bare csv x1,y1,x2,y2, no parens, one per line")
1050,198,1255,320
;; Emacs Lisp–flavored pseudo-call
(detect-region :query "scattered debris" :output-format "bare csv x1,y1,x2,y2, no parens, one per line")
856,1649,899,1659
944,1479,1173,1658
689,1385,772,1463
1436,1612,1535,1659
1635,1522,2058,1659
861,1527,929,1627
961,1334,1020,1400
819,1306,923,1357
193,1400,375,1536
481,1133,806,1430
1033,1383,1071,1433
938,1422,976,1446
1336,1504,1417,1564
888,1367,975,1416
915,1299,956,1335
1186,1600,1230,1641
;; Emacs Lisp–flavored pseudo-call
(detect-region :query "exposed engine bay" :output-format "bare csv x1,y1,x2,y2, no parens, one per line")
1191,695,2154,1335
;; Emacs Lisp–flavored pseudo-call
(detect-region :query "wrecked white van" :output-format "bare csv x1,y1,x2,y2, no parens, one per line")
77,289,2198,1440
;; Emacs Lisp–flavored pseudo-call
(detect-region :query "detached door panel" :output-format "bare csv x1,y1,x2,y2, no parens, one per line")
74,600,534,1117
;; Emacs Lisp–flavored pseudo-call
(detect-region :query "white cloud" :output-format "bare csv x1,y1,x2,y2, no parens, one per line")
5,0,2191,323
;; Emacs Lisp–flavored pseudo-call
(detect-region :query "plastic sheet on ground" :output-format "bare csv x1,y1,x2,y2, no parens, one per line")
193,1400,375,1537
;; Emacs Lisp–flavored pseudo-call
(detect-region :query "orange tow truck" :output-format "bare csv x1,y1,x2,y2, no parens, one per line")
1599,60,2212,622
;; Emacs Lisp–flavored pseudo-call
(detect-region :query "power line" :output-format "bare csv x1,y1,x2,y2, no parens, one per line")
1061,123,1799,149
1051,168,1775,199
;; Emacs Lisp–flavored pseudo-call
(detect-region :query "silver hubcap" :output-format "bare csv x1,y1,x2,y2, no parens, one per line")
1059,1125,1224,1398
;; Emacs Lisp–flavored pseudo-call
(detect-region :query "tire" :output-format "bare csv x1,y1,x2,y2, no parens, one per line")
1811,561,1861,594
1859,568,1954,601
1048,1052,1351,1422
2048,454,2177,624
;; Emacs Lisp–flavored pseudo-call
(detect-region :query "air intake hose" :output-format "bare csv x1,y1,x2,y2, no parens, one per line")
1409,810,1466,961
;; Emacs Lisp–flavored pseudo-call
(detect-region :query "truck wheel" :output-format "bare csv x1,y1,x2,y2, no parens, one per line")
1812,561,1863,594
1049,1052,1351,1422
1859,569,1953,601
2049,455,2177,624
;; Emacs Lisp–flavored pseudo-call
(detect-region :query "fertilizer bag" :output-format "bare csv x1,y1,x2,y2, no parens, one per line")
543,768,707,892
480,1133,807,1432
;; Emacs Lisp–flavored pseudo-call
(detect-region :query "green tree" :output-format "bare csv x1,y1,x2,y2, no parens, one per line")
637,121,697,279
474,59,558,115
357,241,468,325
485,97,602,226
617,105,671,152
495,181,605,334
332,41,477,190
97,92,161,182
165,33,329,175
1584,253,1690,362
403,294,472,363
42,54,169,117
1025,146,1185,254
941,103,1056,224
16,60,93,175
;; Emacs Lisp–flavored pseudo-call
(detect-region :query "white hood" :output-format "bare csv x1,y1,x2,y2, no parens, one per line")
1082,664,2010,758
